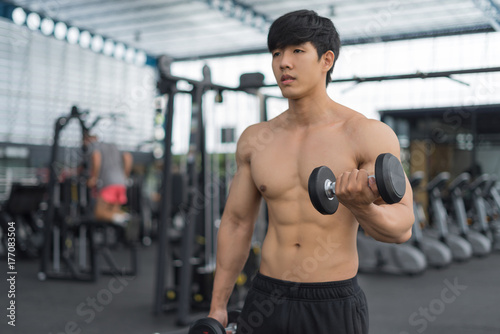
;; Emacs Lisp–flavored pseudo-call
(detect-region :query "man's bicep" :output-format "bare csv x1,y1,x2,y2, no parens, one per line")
223,162,262,224
222,123,264,223
361,121,413,206
358,121,401,172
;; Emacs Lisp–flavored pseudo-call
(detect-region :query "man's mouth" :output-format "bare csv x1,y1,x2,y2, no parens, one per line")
281,74,295,84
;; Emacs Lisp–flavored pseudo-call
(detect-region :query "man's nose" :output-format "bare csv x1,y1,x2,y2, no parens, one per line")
279,51,293,70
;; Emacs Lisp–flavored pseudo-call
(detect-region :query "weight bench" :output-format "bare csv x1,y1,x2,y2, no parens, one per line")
78,217,139,277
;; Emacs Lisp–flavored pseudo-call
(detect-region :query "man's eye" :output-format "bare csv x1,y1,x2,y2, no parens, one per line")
272,52,280,57
294,49,303,53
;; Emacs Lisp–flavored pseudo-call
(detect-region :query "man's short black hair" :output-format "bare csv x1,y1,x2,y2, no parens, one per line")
267,9,341,86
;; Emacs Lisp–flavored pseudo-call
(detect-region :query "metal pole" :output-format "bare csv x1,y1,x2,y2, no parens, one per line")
177,83,204,325
153,86,176,314
204,117,213,270
471,110,478,177
39,116,65,279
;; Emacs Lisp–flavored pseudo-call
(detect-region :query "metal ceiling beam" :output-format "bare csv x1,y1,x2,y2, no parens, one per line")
471,0,500,31
329,66,500,84
259,66,500,88
174,24,494,61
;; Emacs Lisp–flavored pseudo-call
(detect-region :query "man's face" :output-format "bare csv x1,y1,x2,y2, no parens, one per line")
271,42,326,99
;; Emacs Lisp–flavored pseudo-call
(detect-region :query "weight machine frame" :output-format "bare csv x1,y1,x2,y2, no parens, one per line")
39,106,139,281
152,56,269,325
39,106,99,281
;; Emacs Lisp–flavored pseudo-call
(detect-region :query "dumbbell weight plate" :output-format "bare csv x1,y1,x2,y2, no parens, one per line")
227,310,241,324
308,166,339,215
375,153,406,204
189,310,241,334
189,317,225,334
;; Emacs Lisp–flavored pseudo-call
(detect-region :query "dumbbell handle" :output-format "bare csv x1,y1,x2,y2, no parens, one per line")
324,175,376,200
226,323,237,332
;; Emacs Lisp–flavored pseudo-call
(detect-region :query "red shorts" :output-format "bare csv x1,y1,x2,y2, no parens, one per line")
99,185,127,205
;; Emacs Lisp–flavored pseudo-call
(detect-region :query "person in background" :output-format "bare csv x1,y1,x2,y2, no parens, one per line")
83,131,133,225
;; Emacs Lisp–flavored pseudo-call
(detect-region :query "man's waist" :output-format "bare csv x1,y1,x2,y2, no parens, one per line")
250,271,360,301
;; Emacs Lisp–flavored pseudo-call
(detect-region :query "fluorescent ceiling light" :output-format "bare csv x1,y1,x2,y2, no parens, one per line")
91,35,104,52
103,39,114,56
79,31,91,48
67,26,80,44
12,8,26,25
125,48,136,63
26,12,41,30
40,18,54,35
114,43,125,59
54,22,67,40
135,51,147,66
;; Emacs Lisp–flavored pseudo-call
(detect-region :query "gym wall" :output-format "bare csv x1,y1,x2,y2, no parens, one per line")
0,17,156,151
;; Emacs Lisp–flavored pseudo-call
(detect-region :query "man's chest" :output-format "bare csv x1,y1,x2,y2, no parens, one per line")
249,128,357,199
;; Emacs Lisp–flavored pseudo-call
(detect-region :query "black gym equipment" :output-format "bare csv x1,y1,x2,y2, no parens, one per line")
484,175,500,215
189,310,240,334
447,173,491,257
308,153,406,215
357,222,427,275
127,174,153,246
1,183,46,258
409,172,453,268
470,174,500,251
153,57,268,326
39,106,98,281
176,64,213,324
39,106,139,281
153,58,211,323
426,172,473,262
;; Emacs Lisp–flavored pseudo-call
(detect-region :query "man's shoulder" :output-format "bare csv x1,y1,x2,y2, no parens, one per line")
238,120,275,143
344,118,400,166
235,120,278,163
341,111,393,138
335,106,398,154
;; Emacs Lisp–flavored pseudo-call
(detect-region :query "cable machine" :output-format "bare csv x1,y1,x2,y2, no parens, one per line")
38,106,98,281
39,106,139,281
152,56,268,325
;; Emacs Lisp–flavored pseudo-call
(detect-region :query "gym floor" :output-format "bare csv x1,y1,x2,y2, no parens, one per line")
2,245,499,334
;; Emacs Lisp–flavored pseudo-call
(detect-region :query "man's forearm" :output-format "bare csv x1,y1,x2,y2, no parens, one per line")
210,218,254,310
353,203,414,243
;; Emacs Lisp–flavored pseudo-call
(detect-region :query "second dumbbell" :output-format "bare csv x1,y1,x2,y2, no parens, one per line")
189,310,240,334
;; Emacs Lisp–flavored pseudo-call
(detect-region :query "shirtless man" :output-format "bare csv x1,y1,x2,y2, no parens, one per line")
208,10,414,334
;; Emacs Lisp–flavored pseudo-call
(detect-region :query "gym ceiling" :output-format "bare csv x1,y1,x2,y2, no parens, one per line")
3,0,500,61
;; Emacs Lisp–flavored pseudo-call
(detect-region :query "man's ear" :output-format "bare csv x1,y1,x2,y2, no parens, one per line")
322,50,335,72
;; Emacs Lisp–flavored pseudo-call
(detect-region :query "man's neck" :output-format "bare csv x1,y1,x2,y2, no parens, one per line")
286,89,333,127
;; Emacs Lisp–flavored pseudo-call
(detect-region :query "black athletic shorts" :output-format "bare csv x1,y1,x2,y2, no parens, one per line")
236,272,369,334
